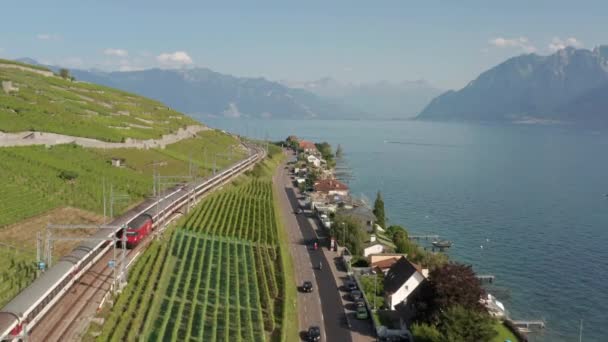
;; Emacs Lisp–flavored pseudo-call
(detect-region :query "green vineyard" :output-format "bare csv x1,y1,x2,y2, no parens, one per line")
0,245,36,307
96,159,292,342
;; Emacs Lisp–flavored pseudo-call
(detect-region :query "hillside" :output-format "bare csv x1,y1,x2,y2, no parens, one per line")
0,59,199,142
282,77,442,119
417,46,608,123
64,67,363,120
0,62,247,307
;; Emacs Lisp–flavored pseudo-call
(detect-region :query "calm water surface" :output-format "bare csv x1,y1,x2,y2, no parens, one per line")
201,117,608,341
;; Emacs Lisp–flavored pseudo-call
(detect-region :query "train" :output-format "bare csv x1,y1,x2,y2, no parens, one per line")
0,145,263,340
117,213,153,248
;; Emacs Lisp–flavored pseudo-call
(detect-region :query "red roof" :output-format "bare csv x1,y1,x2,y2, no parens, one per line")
299,140,317,150
314,179,349,193
371,257,400,270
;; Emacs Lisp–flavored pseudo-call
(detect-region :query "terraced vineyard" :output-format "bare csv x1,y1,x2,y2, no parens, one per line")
96,157,293,342
0,245,36,307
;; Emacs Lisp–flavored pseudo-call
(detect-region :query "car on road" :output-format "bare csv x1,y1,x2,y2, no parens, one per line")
356,306,369,319
296,208,303,214
350,290,362,301
302,281,313,292
345,280,357,292
307,326,321,341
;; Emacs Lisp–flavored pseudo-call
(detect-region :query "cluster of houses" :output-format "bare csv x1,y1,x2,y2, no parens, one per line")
287,136,430,323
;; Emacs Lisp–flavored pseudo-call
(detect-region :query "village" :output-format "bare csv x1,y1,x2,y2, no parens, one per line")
283,135,528,342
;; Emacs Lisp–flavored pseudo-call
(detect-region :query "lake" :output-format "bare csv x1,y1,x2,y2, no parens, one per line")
199,117,608,341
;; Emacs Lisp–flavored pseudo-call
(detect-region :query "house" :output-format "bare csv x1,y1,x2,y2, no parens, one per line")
314,179,349,196
299,140,318,154
369,253,407,274
384,257,428,310
307,155,321,168
111,157,126,167
339,205,376,232
363,243,385,257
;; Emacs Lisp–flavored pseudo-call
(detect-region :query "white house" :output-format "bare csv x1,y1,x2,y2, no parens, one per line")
363,243,385,257
383,257,428,310
307,155,321,168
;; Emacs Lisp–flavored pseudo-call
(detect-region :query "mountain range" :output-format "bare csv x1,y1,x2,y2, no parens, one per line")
417,46,608,124
281,78,442,119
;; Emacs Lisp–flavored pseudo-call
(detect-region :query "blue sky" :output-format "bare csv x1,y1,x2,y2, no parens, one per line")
1,0,606,89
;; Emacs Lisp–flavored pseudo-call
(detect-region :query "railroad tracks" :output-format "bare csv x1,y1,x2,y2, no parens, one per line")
27,148,264,341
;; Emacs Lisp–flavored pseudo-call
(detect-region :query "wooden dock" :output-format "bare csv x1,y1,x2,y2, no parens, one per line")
477,275,495,284
409,234,439,240
512,320,546,330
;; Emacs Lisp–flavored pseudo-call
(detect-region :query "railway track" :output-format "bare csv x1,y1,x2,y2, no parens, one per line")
14,145,265,341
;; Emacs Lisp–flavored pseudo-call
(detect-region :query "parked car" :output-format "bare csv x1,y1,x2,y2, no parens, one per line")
297,208,303,214
356,306,369,319
345,280,357,292
355,297,366,307
350,290,362,301
307,326,321,341
302,281,313,292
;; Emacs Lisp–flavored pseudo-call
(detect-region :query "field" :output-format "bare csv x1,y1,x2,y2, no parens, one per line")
96,149,294,341
0,130,245,229
0,245,36,307
0,59,199,141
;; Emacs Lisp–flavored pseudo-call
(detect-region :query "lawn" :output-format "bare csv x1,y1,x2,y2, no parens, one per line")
492,321,519,342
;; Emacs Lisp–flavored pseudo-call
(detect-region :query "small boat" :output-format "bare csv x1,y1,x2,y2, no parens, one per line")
432,240,453,248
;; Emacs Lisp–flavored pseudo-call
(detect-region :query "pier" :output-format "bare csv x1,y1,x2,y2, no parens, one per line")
512,320,546,330
477,275,495,284
409,234,439,240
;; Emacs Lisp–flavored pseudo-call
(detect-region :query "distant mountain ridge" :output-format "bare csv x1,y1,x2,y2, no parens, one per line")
417,46,608,124
15,59,364,120
282,77,442,119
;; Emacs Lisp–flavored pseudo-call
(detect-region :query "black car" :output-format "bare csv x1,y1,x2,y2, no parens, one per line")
345,280,357,292
302,281,313,292
307,326,321,341
350,290,362,301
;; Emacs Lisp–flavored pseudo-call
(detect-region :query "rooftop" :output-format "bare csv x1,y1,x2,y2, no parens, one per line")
314,178,349,193
384,256,420,294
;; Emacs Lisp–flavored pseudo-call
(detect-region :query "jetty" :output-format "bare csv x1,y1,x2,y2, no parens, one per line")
477,275,495,284
512,320,546,330
409,234,439,240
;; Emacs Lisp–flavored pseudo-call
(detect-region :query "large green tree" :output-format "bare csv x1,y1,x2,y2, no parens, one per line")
411,323,442,342
331,214,367,256
438,306,497,342
373,191,386,229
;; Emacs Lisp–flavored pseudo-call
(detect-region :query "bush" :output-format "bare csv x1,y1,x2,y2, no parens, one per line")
58,170,78,181
411,323,442,342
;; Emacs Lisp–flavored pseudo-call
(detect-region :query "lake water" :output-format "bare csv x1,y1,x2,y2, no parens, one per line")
199,117,608,341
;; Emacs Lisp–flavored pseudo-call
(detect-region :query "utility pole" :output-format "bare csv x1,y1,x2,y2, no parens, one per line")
102,178,107,224
36,231,42,277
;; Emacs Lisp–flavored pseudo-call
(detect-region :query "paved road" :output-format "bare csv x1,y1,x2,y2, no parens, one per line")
274,151,353,342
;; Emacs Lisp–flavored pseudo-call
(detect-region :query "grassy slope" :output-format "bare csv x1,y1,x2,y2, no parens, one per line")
492,321,519,342
0,58,198,141
92,146,296,342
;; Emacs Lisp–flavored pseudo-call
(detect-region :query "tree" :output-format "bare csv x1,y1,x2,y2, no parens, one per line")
438,306,497,342
411,323,442,342
59,68,71,79
428,262,486,316
335,144,344,159
373,191,386,229
331,214,367,256
386,225,408,240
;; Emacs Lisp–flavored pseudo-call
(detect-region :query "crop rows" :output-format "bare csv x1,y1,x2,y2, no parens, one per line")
182,179,279,245
144,231,267,341
97,177,286,341
0,247,36,307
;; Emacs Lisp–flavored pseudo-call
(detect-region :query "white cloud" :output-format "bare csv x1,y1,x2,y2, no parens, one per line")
103,48,128,57
548,37,583,52
156,51,193,66
489,37,537,53
37,33,60,41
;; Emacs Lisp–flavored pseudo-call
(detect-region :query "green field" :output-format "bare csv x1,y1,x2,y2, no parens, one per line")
96,150,293,341
0,245,36,307
0,58,198,141
0,130,245,229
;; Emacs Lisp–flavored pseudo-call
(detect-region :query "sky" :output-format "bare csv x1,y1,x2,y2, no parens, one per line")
1,0,606,89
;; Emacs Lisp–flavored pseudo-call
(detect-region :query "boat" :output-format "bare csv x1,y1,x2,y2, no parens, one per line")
432,240,453,248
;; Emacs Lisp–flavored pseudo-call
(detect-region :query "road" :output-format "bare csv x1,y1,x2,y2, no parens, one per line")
274,151,355,342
